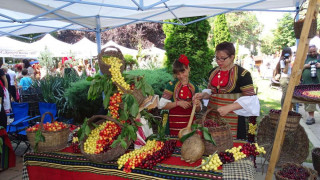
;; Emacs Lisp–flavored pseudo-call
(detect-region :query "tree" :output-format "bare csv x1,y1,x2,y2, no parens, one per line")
163,17,214,86
225,12,263,55
272,13,296,49
213,14,231,48
260,34,276,55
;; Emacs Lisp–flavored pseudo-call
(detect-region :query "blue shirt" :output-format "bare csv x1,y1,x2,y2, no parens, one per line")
19,77,32,90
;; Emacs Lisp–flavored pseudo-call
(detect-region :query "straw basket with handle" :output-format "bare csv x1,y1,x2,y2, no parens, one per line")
269,109,302,132
80,115,132,163
27,112,70,152
200,108,233,155
98,46,126,76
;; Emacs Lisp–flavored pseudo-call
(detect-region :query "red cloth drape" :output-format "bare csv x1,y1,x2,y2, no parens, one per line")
0,129,16,168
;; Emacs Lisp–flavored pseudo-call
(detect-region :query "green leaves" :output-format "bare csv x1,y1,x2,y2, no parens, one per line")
179,124,216,145
111,123,138,149
121,94,139,119
78,118,91,143
199,127,216,146
34,130,45,152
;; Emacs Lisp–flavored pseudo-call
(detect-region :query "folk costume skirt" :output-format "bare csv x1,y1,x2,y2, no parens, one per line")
167,106,194,136
207,93,247,140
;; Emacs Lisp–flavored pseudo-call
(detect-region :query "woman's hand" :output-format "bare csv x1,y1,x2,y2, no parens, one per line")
217,106,233,117
177,100,192,109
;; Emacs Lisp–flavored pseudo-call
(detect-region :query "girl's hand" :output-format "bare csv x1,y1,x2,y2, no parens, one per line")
177,101,192,109
193,93,203,100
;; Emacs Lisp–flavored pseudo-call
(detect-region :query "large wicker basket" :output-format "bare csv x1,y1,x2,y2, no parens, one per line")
27,112,70,152
294,19,317,39
115,81,147,106
199,108,233,155
98,46,126,76
275,163,317,180
312,147,320,175
80,115,132,163
257,116,309,167
269,111,302,132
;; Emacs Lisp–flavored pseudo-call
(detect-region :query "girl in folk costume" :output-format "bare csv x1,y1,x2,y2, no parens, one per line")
194,42,260,139
159,55,201,136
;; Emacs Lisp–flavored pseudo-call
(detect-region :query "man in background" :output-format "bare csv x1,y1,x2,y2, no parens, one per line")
301,45,320,125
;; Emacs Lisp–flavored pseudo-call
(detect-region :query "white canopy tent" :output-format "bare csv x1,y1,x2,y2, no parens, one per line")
0,0,303,53
0,36,37,58
102,40,138,57
71,37,97,58
29,34,73,57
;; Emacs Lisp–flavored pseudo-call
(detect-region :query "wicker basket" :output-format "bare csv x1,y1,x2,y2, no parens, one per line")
294,19,317,39
115,81,146,106
269,111,302,132
293,84,320,103
27,112,70,152
257,116,309,167
80,115,132,163
312,147,320,175
98,46,126,75
275,163,315,180
199,108,233,155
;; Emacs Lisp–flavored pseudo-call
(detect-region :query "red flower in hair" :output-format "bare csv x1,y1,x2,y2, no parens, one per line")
178,54,189,67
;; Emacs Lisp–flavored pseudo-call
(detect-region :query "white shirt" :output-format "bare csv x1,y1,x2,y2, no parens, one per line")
7,69,16,86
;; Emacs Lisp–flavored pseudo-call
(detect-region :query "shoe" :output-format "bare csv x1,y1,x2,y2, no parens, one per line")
306,118,315,125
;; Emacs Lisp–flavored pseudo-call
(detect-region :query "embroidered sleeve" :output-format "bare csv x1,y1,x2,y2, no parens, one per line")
161,81,174,100
238,70,255,96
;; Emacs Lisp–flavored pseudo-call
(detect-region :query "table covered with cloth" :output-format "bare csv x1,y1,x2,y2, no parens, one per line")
23,140,255,180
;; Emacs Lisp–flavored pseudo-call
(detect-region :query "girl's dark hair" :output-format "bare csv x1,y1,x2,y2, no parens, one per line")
216,42,235,56
172,59,187,74
22,68,28,76
22,59,31,69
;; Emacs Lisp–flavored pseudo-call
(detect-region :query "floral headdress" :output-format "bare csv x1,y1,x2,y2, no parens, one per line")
178,54,189,67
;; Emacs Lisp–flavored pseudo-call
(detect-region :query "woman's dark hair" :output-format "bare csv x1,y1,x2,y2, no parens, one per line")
22,68,28,76
280,47,292,57
172,59,187,74
216,42,235,56
22,59,31,69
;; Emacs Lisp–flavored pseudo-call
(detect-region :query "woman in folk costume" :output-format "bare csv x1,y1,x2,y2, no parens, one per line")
194,42,260,139
159,55,201,136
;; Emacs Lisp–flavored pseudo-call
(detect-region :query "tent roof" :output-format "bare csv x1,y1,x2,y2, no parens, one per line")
0,0,303,38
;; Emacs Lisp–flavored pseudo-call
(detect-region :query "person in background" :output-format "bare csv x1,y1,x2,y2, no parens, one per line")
193,42,260,139
275,47,293,107
15,63,23,80
6,65,17,102
301,45,320,125
18,69,33,91
22,59,34,79
0,64,8,127
158,54,201,136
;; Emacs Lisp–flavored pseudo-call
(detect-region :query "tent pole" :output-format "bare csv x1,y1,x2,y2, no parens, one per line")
96,15,102,55
2,57,5,65
265,0,318,179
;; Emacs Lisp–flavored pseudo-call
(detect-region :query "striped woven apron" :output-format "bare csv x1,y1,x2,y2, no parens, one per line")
207,93,242,139
168,106,194,136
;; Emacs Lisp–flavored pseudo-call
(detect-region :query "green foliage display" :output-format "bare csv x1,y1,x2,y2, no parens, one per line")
65,79,102,123
213,14,231,48
32,72,85,118
124,54,138,70
125,68,173,96
163,17,214,86
272,13,296,49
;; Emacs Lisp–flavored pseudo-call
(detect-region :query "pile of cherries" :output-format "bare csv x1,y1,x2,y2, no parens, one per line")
278,164,310,180
204,120,220,127
72,133,81,153
137,140,176,169
247,116,257,143
218,152,235,164
269,109,301,117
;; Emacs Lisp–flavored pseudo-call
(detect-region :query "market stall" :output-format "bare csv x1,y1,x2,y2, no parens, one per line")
23,140,255,180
